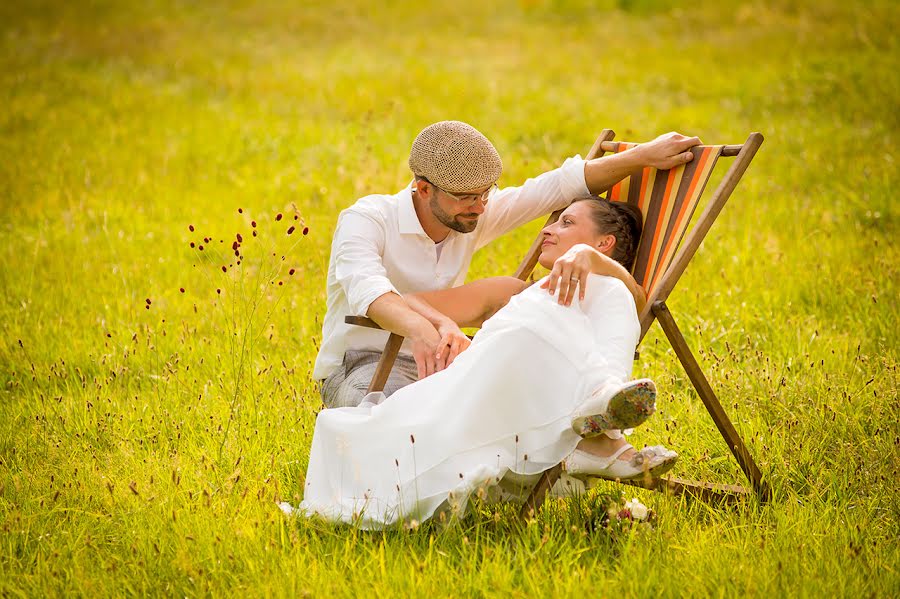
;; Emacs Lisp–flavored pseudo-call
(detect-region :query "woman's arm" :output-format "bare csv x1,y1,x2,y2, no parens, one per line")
402,277,529,367
407,277,529,329
540,244,646,312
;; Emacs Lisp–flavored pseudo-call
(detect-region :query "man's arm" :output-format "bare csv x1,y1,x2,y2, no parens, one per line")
332,212,446,378
365,292,446,379
584,132,702,194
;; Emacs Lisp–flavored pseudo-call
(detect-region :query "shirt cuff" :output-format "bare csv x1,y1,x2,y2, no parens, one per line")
558,155,591,198
348,278,400,316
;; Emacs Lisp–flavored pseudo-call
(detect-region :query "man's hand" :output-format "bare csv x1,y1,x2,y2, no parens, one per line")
435,320,472,367
635,132,702,170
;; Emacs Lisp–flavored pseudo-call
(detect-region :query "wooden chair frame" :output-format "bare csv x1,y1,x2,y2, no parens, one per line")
345,129,770,518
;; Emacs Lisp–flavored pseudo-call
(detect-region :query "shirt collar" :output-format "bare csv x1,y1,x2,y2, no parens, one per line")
398,184,429,236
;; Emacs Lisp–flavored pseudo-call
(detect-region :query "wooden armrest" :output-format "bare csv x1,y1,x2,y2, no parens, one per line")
344,315,385,330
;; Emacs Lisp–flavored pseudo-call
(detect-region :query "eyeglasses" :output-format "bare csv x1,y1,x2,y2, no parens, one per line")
423,178,497,208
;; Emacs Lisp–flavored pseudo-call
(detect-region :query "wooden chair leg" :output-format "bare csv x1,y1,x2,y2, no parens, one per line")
651,301,770,501
367,333,405,394
518,464,563,519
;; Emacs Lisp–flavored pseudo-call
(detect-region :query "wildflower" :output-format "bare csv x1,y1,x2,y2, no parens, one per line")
289,268,295,275
287,226,295,235
238,208,243,214
236,233,243,243
190,242,195,248
294,215,298,220
252,231,257,237
189,225,195,232
146,299,151,305
624,498,649,521
198,245,204,251
251,221,257,228
180,288,185,293
222,266,227,273
302,227,309,235
276,213,283,221
216,289,221,294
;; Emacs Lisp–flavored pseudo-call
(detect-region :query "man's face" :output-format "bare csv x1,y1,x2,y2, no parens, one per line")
428,184,491,234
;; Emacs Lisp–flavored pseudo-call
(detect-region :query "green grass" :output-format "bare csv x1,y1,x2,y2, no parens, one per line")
1,0,898,596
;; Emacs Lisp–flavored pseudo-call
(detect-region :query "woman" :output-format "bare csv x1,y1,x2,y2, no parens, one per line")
294,198,677,527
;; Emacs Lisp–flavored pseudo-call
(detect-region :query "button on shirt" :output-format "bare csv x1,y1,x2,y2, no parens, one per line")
312,156,590,380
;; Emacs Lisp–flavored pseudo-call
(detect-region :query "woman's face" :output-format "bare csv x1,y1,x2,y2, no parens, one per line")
538,201,613,269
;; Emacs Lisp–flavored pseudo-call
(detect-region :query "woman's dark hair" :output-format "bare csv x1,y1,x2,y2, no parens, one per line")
571,196,643,272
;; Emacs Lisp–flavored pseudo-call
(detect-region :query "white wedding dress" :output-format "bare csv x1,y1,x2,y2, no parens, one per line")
296,274,639,528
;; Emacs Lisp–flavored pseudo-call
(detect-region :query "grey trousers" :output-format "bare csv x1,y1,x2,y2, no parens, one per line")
320,350,419,409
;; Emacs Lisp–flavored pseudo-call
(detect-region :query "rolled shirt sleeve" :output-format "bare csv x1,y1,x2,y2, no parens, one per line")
475,156,590,250
332,211,400,316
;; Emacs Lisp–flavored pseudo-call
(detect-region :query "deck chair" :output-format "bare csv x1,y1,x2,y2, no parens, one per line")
345,129,770,517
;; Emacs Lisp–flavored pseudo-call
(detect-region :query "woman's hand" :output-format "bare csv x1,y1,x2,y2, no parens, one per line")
435,320,472,367
540,243,599,306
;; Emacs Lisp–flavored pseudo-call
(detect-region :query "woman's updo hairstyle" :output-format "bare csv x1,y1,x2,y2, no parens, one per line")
571,196,643,272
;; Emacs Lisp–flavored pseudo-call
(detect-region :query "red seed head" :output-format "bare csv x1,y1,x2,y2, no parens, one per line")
145,305,150,310
189,225,195,232
289,268,295,275
106,333,112,338
251,221,256,228
276,213,283,221
180,288,185,293
221,266,227,273
287,226,295,235
294,215,298,220
216,289,221,294
236,233,243,243
302,226,309,235
252,231,257,237
145,298,151,305
190,242,195,248
232,241,238,250
238,208,243,214
198,245,204,251
278,281,283,286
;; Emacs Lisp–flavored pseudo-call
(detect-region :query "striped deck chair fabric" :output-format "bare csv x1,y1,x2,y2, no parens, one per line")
604,143,724,295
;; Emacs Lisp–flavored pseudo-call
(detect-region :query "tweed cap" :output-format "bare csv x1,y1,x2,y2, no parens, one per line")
408,121,502,193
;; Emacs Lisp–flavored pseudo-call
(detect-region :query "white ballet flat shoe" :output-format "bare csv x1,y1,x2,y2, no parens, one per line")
571,379,657,437
563,444,678,481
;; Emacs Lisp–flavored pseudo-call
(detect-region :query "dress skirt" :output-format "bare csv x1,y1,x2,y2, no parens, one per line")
298,275,639,528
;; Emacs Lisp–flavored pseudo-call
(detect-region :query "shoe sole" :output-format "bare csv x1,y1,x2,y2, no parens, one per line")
571,380,656,437
581,455,679,483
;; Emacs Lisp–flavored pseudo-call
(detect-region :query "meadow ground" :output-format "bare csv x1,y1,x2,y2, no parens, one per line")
1,0,898,596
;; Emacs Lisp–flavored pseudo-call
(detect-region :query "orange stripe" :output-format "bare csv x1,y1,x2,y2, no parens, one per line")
644,169,679,290
648,162,689,290
649,146,720,291
638,167,651,212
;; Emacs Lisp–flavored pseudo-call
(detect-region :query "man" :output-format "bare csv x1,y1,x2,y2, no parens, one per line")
314,121,700,409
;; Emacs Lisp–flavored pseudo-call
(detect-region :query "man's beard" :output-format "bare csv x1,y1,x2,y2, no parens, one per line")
430,196,479,233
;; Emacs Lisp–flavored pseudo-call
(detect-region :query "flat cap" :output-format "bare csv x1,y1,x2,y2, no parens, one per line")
408,121,502,193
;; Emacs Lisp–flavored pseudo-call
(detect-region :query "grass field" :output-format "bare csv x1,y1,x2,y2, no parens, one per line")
1,0,898,596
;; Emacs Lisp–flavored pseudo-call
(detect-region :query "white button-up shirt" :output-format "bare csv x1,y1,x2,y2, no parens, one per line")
312,156,590,380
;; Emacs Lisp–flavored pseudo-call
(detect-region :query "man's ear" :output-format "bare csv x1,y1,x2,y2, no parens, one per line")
413,179,431,199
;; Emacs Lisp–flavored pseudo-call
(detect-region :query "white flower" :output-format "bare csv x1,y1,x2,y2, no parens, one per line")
625,498,649,520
